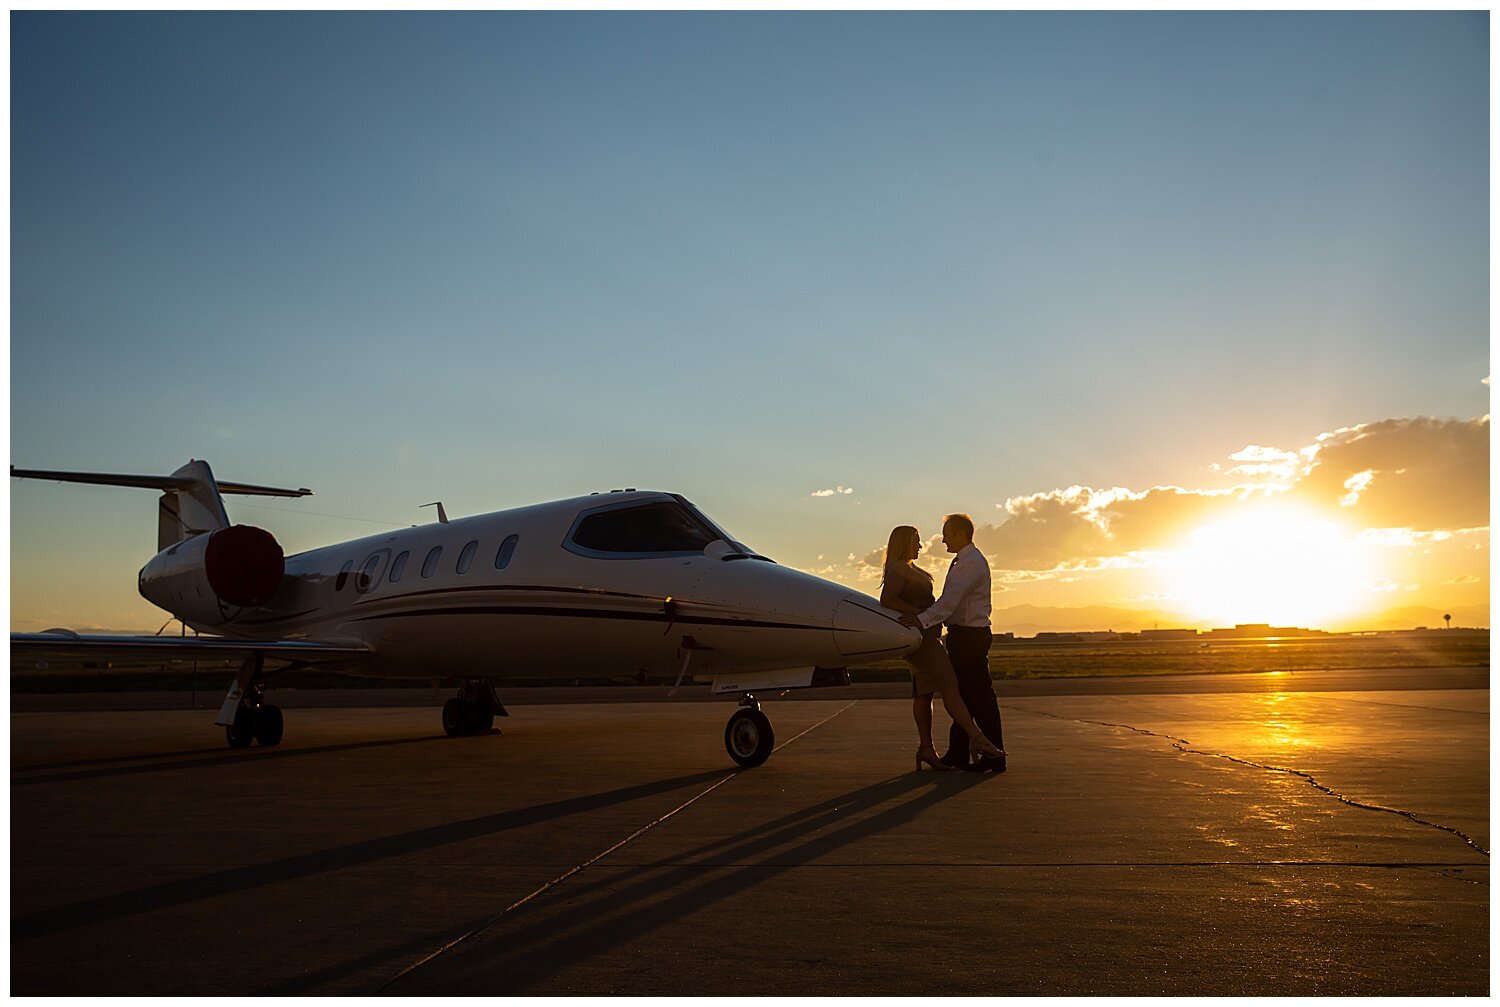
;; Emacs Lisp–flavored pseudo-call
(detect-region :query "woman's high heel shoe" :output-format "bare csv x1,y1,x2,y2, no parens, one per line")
969,735,1005,760
915,745,950,771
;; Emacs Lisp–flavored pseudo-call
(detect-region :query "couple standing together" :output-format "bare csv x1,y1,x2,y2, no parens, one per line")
882,513,1007,773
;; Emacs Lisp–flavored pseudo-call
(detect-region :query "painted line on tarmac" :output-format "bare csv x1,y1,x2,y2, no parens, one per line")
593,860,1484,869
374,700,861,993
1306,693,1490,717
1008,704,1490,858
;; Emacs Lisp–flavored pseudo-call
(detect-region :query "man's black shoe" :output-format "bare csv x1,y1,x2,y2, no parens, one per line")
974,755,1007,773
939,750,968,769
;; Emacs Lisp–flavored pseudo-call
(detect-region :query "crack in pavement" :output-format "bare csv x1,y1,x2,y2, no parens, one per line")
1437,868,1488,887
1008,705,1489,858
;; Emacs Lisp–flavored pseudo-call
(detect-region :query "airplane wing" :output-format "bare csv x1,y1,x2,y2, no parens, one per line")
10,466,312,497
11,631,371,667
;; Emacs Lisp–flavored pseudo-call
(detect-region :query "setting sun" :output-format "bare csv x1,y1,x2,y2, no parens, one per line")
1162,507,1372,628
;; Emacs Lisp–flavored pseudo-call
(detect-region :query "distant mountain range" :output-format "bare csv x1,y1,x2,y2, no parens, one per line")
990,605,1194,636
990,603,1490,636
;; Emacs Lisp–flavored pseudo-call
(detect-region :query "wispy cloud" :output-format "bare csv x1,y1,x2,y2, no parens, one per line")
1358,528,1454,547
811,486,854,498
1225,444,1310,482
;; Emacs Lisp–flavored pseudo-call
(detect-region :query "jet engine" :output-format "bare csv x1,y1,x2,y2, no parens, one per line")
138,525,285,627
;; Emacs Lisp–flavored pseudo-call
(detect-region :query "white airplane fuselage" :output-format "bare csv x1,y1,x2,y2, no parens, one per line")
159,490,917,682
15,465,919,759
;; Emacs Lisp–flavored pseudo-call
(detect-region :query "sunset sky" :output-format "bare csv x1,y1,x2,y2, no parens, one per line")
10,12,1490,634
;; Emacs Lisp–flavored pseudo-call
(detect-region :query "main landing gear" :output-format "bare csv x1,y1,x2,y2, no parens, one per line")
226,697,284,749
724,694,775,768
442,678,508,737
216,654,284,749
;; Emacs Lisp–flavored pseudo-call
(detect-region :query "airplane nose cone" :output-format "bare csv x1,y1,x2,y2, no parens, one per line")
833,598,921,661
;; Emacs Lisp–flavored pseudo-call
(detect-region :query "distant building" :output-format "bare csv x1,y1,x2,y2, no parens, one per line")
1139,628,1197,640
1205,623,1324,639
1032,631,1124,642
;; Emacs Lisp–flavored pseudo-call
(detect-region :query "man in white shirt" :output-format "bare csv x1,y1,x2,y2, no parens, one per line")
901,513,1006,771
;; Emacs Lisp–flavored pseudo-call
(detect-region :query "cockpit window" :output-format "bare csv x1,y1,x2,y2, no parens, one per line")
569,501,721,556
671,493,760,558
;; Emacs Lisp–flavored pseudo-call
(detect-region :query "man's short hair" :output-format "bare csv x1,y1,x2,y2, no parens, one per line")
943,513,975,539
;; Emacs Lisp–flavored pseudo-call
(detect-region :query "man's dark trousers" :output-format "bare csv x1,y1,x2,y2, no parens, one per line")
943,625,1004,766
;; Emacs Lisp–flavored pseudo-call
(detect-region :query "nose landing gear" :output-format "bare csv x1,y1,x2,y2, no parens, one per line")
724,694,775,768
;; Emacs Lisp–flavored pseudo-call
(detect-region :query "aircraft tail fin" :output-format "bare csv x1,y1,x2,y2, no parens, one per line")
11,461,312,551
155,460,230,550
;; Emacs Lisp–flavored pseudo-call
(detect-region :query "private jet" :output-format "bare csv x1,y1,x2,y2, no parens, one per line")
10,461,918,766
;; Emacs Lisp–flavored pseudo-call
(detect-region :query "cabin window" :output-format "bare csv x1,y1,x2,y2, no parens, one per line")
495,534,519,569
570,501,720,556
356,553,384,593
389,550,409,582
456,540,479,575
421,546,443,579
335,560,354,591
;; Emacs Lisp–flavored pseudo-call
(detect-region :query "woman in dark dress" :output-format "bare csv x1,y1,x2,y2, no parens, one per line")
880,525,1005,770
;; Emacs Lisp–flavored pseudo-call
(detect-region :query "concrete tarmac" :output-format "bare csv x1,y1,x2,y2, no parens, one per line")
10,670,1489,995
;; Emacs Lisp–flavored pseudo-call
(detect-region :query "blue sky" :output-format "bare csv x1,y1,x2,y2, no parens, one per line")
11,12,1489,630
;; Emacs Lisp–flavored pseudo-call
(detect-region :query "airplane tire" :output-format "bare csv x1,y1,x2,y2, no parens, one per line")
442,698,469,737
255,705,285,747
725,709,774,768
469,707,496,733
226,705,258,749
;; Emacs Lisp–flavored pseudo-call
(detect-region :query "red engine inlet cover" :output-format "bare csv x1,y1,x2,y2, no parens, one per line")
204,525,285,607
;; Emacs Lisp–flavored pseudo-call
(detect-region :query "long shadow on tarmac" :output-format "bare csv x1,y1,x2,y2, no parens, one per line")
379,771,989,995
12,769,730,943
15,747,235,773
261,912,503,996
11,734,458,786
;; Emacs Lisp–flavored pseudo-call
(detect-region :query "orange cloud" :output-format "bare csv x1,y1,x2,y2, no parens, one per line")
1290,416,1489,531
977,483,1281,570
958,414,1487,573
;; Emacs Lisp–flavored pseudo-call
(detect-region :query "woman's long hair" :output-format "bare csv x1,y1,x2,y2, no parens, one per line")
882,526,931,587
